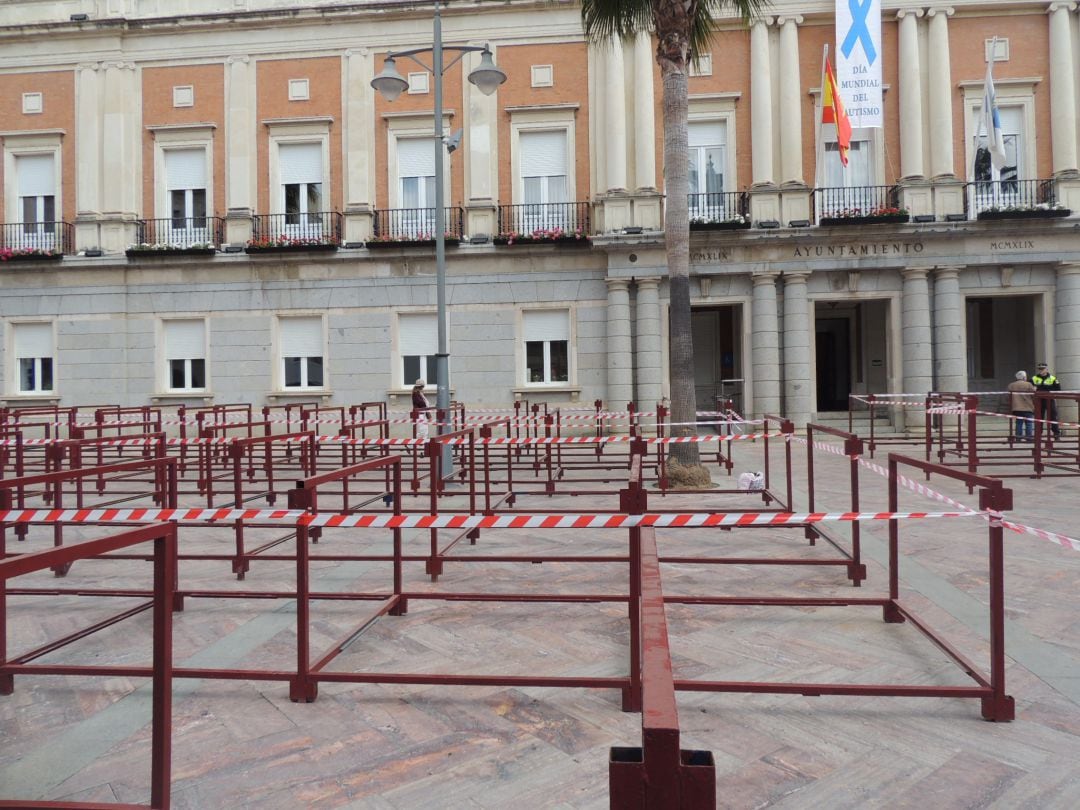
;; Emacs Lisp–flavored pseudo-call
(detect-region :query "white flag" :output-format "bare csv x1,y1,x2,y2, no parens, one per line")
982,54,1007,170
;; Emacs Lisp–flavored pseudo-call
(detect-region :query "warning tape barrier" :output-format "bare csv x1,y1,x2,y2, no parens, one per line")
0,507,978,529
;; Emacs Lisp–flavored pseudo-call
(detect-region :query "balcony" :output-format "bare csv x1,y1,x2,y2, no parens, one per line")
813,185,908,225
688,192,750,230
495,202,591,244
370,207,464,247
965,178,1070,220
248,212,342,253
0,221,73,261
127,217,225,257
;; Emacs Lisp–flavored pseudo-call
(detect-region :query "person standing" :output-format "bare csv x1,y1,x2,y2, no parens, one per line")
1006,371,1036,441
1032,362,1062,439
412,379,430,440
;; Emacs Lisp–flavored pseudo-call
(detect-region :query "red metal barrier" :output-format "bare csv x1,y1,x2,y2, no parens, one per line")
805,423,867,585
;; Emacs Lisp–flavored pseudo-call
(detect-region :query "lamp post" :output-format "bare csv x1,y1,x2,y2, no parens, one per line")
372,1,506,475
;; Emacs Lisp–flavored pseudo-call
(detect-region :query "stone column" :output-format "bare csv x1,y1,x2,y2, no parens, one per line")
1049,2,1079,177
1055,263,1080,424
343,49,375,242
606,279,634,410
605,38,628,193
902,268,933,430
926,8,955,179
782,272,812,427
750,19,775,186
633,31,656,192
74,63,101,251
933,267,966,393
752,273,782,417
777,16,803,186
99,62,139,252
897,9,925,180
464,46,501,238
225,56,256,245
635,277,663,410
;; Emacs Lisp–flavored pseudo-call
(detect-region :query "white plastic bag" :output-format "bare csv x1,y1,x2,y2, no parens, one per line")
738,471,765,491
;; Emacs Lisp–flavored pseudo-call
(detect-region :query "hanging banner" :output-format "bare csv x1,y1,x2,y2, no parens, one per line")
836,0,883,128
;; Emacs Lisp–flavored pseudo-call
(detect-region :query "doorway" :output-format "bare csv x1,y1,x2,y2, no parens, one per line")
691,305,743,418
814,300,890,412
816,317,851,411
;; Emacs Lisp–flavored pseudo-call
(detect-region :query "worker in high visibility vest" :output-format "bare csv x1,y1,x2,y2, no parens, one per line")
1032,362,1061,439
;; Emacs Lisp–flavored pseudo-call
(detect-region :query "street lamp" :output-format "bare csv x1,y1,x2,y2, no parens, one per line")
372,1,506,476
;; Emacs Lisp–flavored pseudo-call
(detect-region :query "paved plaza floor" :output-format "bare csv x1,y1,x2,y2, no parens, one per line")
1,436,1079,808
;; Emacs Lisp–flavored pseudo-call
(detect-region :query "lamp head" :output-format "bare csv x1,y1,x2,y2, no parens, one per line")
467,47,507,96
371,57,408,102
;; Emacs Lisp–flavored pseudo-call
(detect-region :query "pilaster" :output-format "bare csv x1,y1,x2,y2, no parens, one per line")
74,62,101,251
933,266,966,393
777,16,804,186
632,31,657,192
635,278,663,410
752,272,781,418
897,9,925,181
1055,262,1080,423
750,18,775,188
606,278,634,410
464,46,500,238
224,55,256,245
902,267,933,430
1048,3,1079,178
343,48,375,243
782,271,811,427
926,8,955,180
99,61,140,252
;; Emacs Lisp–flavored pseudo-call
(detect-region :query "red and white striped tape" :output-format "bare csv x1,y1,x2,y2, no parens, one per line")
0,507,978,529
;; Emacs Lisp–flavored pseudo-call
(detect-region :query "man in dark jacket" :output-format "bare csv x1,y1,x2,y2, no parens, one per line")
1032,363,1061,439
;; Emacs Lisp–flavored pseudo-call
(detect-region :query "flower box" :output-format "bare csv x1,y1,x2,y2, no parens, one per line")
976,208,1071,221
689,220,751,231
818,213,911,226
492,235,590,246
0,251,63,262
365,237,461,249
245,243,340,254
126,247,217,258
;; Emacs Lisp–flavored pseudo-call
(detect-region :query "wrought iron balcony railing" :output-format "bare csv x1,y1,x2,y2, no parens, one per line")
251,211,342,245
497,201,591,237
687,191,749,224
372,207,464,241
0,221,73,257
965,178,1062,217
134,217,224,249
813,185,904,223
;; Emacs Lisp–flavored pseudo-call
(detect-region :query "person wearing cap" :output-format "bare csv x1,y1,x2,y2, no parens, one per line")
1031,362,1061,439
1006,370,1036,441
412,379,430,440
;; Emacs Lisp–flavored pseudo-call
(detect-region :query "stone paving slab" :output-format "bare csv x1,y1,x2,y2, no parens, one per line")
1,438,1079,807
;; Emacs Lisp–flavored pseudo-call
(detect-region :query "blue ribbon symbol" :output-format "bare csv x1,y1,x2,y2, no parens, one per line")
842,0,877,65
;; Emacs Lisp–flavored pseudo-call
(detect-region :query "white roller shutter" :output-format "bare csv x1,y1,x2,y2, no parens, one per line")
280,316,322,357
397,138,436,178
279,143,323,185
17,154,55,197
523,310,569,342
688,121,725,148
165,149,207,190
520,130,567,177
14,322,54,357
164,320,205,360
399,313,437,355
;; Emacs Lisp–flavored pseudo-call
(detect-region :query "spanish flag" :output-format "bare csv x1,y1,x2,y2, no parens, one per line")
822,54,852,167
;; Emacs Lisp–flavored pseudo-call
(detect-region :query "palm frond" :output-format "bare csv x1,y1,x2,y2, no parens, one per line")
580,0,652,41
693,1,771,58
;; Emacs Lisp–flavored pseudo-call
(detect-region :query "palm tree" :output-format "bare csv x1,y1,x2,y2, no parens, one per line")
581,0,765,477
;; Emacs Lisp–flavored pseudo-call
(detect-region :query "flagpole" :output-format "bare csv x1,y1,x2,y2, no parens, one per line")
815,44,828,192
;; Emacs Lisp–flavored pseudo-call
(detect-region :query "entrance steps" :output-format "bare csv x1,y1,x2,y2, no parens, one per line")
811,411,907,438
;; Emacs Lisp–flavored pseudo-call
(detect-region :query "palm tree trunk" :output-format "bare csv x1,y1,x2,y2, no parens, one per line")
659,38,700,467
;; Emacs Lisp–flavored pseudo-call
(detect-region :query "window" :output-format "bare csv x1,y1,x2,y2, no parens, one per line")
972,105,1023,208
163,320,206,391
13,322,54,394
523,310,569,385
288,78,310,101
164,149,208,244
687,121,726,221
17,154,56,249
399,313,438,388
397,138,437,236
279,316,324,389
519,130,569,231
818,131,875,217
279,142,324,234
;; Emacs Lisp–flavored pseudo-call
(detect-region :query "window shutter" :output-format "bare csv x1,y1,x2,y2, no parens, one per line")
165,149,207,190
688,121,725,148
280,316,322,357
523,310,569,342
399,313,437,355
165,319,205,360
397,138,436,178
279,143,323,185
520,130,567,177
14,322,53,357
17,154,55,197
